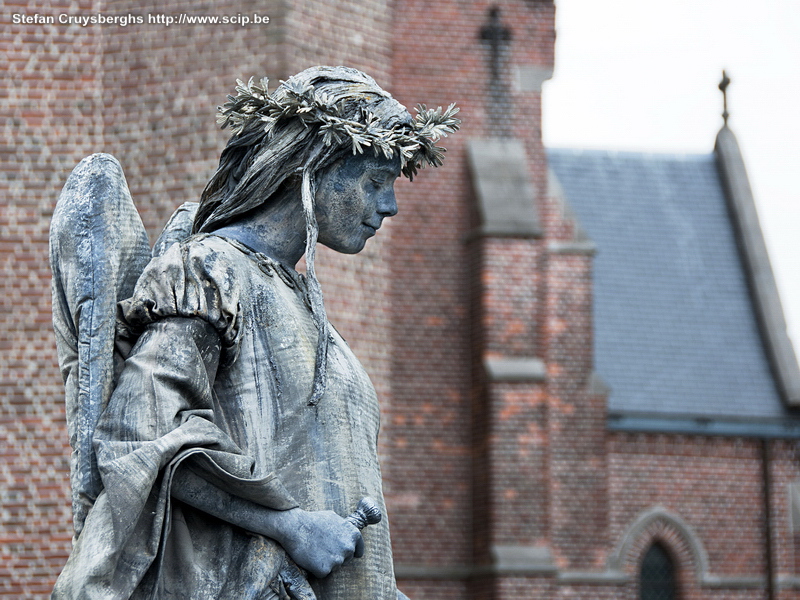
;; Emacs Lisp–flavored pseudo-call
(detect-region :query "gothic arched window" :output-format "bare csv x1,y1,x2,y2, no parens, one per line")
639,542,677,600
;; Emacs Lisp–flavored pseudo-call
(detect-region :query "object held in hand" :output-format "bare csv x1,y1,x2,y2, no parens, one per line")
346,497,382,530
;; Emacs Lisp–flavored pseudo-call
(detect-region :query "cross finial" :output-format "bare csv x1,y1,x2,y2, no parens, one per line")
719,70,731,126
479,6,513,136
480,6,512,83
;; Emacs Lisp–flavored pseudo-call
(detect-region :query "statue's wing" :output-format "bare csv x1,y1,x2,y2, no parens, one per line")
152,201,198,257
50,153,151,537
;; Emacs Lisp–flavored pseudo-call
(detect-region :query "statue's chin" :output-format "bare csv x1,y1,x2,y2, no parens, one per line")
319,238,369,255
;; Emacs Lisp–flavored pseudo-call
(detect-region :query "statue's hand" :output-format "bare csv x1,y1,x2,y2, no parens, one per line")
279,508,364,579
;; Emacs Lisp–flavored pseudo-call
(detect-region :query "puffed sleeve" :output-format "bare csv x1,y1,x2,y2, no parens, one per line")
116,238,243,358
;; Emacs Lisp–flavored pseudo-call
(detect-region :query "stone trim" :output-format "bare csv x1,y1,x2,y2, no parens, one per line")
778,576,800,589
467,138,542,238
547,240,597,255
715,125,800,407
607,506,709,578
556,570,629,585
701,575,764,589
608,412,800,439
490,544,557,574
512,64,553,93
396,544,555,580
484,356,546,383
790,481,800,533
393,565,650,586
587,371,611,397
546,168,593,247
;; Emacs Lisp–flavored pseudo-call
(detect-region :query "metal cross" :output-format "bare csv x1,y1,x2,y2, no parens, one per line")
480,6,513,136
719,70,731,125
481,7,512,86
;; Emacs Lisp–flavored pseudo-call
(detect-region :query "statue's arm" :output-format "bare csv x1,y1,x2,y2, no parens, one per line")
115,316,362,578
172,467,363,578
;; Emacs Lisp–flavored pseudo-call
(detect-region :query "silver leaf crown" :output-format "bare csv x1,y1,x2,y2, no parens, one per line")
217,77,461,180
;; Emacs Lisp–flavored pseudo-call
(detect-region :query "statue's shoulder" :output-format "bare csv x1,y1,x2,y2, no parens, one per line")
145,234,249,286
186,234,306,292
120,235,252,350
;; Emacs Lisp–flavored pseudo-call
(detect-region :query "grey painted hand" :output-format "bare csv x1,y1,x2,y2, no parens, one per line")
280,508,365,579
170,469,367,581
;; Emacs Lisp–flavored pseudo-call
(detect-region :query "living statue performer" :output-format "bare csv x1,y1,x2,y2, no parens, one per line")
49,66,459,600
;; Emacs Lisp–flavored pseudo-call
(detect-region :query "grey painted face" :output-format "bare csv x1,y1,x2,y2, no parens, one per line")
315,152,401,254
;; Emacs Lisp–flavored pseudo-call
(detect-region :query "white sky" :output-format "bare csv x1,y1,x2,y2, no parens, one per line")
543,0,800,350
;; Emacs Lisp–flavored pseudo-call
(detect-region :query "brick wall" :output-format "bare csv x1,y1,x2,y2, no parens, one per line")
602,435,800,600
2,1,101,595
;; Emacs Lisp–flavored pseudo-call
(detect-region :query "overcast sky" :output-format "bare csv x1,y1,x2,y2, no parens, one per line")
543,0,800,350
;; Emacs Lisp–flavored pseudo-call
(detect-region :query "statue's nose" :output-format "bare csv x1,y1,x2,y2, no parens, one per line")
378,188,398,217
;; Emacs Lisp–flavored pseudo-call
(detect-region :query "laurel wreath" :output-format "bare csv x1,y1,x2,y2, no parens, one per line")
217,77,461,179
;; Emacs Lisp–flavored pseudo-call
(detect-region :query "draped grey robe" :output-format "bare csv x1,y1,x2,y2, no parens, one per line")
53,234,397,599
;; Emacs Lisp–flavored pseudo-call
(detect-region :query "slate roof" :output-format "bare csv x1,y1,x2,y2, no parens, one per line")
547,147,800,437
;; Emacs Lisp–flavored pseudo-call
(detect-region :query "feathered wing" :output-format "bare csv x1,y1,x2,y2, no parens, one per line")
152,201,198,257
50,153,151,537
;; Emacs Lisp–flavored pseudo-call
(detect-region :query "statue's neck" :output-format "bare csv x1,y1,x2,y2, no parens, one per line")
212,192,308,268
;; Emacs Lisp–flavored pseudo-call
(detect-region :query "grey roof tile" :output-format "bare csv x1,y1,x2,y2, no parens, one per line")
547,148,800,428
